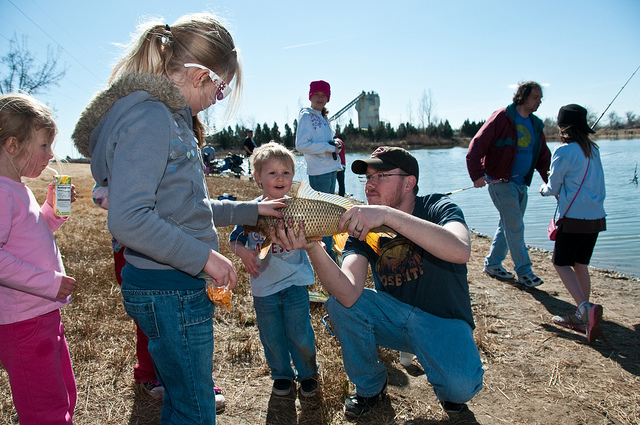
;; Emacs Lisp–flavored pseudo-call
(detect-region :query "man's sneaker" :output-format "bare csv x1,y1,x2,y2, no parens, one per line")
483,265,515,281
440,401,468,414
552,312,586,333
581,302,604,343
214,385,225,413
518,272,544,288
140,380,164,399
344,380,387,418
300,378,318,398
272,379,293,396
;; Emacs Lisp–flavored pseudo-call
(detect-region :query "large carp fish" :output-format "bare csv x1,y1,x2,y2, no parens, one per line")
243,180,396,259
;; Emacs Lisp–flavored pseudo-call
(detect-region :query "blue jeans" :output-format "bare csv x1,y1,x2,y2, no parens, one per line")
309,171,338,257
325,289,483,403
121,281,217,425
486,180,533,277
253,285,317,382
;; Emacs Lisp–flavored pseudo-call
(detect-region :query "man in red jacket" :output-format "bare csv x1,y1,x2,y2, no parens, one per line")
466,81,551,288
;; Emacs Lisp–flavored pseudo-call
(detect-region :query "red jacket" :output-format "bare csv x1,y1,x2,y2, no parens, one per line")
466,103,551,186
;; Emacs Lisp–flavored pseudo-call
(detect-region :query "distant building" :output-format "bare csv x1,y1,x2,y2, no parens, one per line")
355,91,380,129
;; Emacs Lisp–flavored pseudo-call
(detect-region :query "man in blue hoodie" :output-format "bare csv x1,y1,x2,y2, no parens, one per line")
466,81,551,288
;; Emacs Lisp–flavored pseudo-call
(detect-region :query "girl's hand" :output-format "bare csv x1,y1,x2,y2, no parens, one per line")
258,197,286,218
57,276,76,299
202,249,238,290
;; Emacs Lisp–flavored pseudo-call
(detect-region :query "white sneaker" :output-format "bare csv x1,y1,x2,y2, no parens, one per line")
214,386,225,413
141,380,164,399
399,351,416,366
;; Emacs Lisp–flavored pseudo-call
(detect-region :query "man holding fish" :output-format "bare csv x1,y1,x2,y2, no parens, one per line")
270,146,483,418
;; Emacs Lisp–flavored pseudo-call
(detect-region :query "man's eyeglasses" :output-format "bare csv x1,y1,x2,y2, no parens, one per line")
360,172,410,183
184,63,232,101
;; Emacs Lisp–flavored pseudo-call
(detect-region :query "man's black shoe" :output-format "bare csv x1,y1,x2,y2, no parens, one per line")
440,401,468,414
343,380,387,418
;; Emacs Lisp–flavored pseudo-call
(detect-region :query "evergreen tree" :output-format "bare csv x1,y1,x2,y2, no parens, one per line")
270,122,281,143
283,123,294,148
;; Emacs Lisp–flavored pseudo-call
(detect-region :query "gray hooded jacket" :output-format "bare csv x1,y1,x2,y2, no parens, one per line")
73,73,257,276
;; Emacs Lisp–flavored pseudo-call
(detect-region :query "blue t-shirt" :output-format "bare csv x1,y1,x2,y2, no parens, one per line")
342,194,475,328
510,112,536,185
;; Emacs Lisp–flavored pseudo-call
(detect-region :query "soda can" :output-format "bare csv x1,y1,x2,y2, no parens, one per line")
54,175,72,217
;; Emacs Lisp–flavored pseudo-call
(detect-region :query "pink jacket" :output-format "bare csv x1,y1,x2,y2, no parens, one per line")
0,176,70,324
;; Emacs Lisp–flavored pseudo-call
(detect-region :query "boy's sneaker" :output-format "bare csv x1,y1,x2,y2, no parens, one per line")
141,380,164,399
214,385,225,413
300,378,318,398
344,380,387,418
272,379,293,396
483,265,514,281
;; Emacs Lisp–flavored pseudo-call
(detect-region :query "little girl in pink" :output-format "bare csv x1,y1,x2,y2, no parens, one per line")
0,93,77,425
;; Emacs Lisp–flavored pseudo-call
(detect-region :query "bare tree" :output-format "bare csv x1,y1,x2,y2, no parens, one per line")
608,111,622,129
1,34,66,95
625,111,638,128
418,89,435,129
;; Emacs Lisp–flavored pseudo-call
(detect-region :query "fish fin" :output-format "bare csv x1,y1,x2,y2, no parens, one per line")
333,227,397,256
366,226,397,255
333,232,349,253
364,232,382,255
258,238,271,259
296,180,354,210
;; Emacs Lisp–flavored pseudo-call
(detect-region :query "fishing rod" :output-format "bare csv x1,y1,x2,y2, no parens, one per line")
592,64,640,129
445,178,507,196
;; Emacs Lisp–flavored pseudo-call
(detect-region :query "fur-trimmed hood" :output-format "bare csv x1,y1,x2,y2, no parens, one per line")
72,72,188,158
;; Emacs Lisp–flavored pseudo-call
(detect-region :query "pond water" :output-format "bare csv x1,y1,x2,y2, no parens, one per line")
293,138,640,278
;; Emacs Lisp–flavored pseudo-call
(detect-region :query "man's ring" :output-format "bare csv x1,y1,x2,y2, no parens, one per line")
355,227,363,234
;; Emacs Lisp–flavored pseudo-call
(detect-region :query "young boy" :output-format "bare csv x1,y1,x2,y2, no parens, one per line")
229,142,318,398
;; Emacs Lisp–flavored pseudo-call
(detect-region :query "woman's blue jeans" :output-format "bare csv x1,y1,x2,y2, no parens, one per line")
325,288,483,403
121,281,217,425
253,285,318,382
486,180,533,277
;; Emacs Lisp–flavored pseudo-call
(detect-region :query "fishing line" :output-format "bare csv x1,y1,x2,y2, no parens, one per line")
592,65,640,129
444,178,507,196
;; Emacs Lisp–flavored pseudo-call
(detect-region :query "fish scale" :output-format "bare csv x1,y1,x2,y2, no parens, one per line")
242,181,396,259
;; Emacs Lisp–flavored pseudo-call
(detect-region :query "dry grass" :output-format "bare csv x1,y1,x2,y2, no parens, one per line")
2,163,639,425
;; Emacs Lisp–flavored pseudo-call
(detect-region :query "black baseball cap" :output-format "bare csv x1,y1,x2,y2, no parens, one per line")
351,146,419,180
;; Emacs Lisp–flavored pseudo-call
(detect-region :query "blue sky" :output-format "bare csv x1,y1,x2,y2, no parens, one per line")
2,0,639,159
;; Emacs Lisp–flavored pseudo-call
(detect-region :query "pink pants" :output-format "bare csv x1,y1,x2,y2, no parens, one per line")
0,309,77,425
